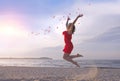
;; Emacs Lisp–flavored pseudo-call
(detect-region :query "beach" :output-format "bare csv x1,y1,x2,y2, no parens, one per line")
0,66,120,81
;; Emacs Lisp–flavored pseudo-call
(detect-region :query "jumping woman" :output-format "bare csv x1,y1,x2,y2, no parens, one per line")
63,14,83,67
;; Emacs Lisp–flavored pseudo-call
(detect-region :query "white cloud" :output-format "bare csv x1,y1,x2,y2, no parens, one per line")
70,0,120,41
28,1,120,59
0,0,120,59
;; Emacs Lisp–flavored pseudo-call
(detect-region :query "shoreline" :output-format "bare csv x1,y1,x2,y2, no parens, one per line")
0,66,120,81
0,65,120,69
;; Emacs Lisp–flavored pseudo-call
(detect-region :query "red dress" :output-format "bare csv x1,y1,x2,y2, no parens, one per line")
63,31,73,54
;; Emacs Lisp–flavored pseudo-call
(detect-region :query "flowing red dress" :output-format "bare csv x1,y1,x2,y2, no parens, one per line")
63,31,73,54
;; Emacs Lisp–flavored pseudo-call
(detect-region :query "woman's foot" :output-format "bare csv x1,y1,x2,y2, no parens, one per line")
74,61,80,67
77,54,83,57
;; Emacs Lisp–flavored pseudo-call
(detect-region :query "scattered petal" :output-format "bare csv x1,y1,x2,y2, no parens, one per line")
69,13,71,15
52,16,55,19
31,32,34,34
88,3,91,6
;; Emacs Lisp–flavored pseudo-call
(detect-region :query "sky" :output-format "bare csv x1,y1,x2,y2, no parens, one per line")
0,0,120,59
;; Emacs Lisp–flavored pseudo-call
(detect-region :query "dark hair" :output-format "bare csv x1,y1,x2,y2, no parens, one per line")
68,23,76,34
72,25,75,34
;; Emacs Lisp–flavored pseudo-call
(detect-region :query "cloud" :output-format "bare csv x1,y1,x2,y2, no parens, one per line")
23,46,63,59
86,26,120,43
0,0,120,59
71,1,120,44
76,26,120,59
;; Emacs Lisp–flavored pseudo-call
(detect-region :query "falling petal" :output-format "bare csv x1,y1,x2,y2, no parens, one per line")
31,32,34,34
49,26,51,28
88,3,91,6
76,12,78,14
48,30,51,33
69,13,71,15
52,16,55,19
59,19,62,21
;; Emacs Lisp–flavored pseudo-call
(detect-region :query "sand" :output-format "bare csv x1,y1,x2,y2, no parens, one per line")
0,66,120,81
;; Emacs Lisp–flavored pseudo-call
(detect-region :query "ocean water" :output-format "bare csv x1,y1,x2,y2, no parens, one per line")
0,59,120,68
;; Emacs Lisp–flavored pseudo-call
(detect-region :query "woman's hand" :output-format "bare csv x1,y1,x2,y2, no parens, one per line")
77,14,83,18
67,16,70,20
72,14,83,24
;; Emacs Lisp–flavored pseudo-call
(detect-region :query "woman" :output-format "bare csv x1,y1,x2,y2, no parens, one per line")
63,14,83,67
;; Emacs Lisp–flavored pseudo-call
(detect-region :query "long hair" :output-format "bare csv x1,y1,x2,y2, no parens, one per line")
68,23,76,34
72,24,75,34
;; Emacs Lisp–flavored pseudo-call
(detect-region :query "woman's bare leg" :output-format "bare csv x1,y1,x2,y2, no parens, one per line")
63,54,80,67
69,54,83,59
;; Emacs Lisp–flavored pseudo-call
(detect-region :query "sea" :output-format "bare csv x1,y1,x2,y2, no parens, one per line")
0,58,120,68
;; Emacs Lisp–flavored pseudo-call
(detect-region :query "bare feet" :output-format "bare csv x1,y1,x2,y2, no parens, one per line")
77,54,83,57
74,61,80,67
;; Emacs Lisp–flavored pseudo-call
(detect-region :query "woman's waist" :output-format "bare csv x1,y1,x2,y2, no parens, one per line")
65,42,73,45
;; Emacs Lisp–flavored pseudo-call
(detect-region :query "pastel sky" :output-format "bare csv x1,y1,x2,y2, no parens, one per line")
0,0,120,59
